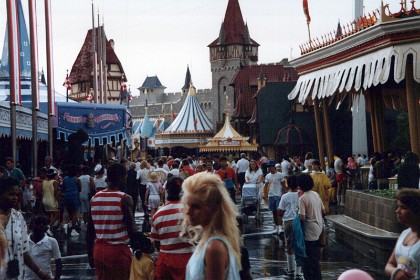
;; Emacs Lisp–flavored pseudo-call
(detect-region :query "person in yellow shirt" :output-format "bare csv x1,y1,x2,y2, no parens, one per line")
129,232,155,280
310,160,331,213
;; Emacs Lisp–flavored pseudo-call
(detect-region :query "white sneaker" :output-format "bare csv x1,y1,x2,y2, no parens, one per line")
70,229,79,237
63,224,68,235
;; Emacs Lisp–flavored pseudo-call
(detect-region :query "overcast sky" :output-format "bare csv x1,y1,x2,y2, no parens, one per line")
0,0,401,95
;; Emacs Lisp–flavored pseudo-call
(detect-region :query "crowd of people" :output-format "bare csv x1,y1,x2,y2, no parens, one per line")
0,150,418,279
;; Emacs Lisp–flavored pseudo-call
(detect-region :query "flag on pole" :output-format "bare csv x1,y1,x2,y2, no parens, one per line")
303,0,311,24
171,111,176,119
63,73,71,90
194,118,198,127
161,112,166,121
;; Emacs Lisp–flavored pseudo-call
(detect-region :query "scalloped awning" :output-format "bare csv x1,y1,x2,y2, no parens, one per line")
288,42,420,104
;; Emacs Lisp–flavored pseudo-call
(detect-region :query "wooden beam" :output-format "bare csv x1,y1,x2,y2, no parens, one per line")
406,59,420,154
313,99,326,171
322,99,334,167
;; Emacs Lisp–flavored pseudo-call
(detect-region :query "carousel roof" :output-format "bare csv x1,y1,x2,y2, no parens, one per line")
200,103,258,152
163,81,213,133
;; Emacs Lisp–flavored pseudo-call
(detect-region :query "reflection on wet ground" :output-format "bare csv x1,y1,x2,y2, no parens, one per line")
53,202,388,279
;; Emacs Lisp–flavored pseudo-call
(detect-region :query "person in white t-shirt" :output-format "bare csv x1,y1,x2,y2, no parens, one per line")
298,173,325,280
263,160,285,234
236,153,249,194
281,156,292,177
25,215,62,280
245,160,264,193
278,175,301,279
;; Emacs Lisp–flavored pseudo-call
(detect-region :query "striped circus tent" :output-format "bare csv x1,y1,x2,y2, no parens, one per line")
154,81,213,149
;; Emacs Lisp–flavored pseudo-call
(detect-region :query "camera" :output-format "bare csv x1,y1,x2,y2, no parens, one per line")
6,259,20,278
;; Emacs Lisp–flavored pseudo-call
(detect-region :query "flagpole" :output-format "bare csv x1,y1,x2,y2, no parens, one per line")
92,0,98,103
29,0,40,177
45,0,55,157
66,69,69,102
6,0,21,166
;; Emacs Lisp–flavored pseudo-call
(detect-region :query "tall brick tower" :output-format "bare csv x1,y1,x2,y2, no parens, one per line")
208,0,259,130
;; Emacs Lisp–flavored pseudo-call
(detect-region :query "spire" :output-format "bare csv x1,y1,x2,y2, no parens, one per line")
0,0,31,80
223,0,245,45
182,65,191,90
243,23,251,44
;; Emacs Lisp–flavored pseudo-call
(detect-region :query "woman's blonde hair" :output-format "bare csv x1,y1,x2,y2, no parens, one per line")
181,173,242,268
140,160,148,169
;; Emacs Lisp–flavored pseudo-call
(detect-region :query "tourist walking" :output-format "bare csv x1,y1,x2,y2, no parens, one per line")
385,188,420,280
24,215,62,280
334,153,347,206
87,163,137,280
42,169,60,236
310,160,332,214
93,165,107,193
62,165,81,237
182,173,242,280
127,163,139,215
79,166,94,227
0,176,53,280
137,161,149,213
263,160,285,234
216,156,239,203
298,173,325,280
151,176,194,280
236,153,249,194
278,175,302,279
145,172,163,217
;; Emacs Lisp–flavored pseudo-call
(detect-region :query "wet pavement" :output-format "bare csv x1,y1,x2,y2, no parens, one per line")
47,202,389,280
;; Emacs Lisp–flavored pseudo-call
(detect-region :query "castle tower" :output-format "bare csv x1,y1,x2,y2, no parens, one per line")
208,0,259,129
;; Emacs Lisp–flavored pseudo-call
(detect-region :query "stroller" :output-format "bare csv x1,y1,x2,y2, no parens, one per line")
241,183,262,225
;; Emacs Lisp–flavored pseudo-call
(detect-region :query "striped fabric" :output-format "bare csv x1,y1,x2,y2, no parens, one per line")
91,190,130,245
150,202,194,254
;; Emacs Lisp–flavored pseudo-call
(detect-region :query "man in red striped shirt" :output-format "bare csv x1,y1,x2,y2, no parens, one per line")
151,176,193,280
87,163,137,280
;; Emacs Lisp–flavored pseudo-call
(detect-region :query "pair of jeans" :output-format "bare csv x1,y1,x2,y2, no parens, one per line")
303,240,322,280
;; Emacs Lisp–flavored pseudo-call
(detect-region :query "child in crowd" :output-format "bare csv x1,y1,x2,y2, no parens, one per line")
278,175,303,279
24,215,62,280
129,232,155,280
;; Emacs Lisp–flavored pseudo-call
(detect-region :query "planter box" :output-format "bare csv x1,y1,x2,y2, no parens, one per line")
345,190,405,233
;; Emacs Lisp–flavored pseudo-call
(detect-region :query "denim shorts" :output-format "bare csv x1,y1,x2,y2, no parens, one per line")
268,195,281,211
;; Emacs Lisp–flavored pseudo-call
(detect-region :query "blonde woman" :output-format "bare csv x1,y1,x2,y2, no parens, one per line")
181,173,242,280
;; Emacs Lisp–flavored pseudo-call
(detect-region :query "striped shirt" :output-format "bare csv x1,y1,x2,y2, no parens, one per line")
90,190,129,245
150,201,194,254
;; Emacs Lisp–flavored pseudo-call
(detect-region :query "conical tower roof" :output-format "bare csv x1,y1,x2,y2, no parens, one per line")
164,81,213,133
0,0,31,80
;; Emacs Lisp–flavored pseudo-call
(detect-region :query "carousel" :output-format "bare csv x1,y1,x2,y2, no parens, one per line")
200,97,258,154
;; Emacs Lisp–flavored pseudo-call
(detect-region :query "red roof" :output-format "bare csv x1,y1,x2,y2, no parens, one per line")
208,0,259,47
230,64,298,118
69,27,126,84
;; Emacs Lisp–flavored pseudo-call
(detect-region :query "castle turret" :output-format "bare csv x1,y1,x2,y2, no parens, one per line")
208,0,259,130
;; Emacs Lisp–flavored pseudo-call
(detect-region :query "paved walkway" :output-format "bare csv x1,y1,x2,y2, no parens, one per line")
50,202,388,279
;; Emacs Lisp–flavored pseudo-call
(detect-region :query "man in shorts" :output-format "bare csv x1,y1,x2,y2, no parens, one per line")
334,153,347,207
263,160,285,234
278,175,302,279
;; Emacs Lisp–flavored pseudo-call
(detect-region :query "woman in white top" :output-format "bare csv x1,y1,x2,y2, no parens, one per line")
385,189,420,280
93,166,107,193
304,152,314,172
245,160,263,191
